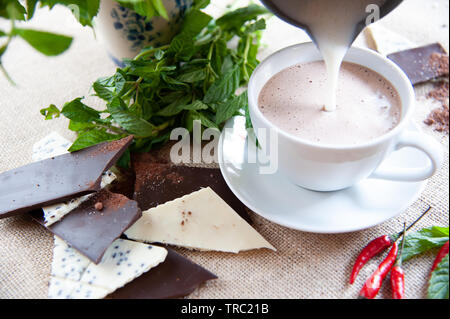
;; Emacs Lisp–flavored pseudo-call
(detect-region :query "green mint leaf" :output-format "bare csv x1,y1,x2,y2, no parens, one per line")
243,18,266,34
40,104,61,120
151,0,168,20
116,0,156,20
176,68,207,83
40,0,100,27
433,226,450,237
215,91,248,125
157,100,208,117
116,148,131,168
243,100,253,130
13,27,73,56
161,73,190,89
61,98,100,123
168,9,212,60
93,81,115,101
193,0,210,10
154,49,164,60
401,226,450,263
428,254,449,299
179,9,213,37
204,64,240,104
68,129,123,152
68,120,96,132
216,4,269,31
25,0,38,19
107,97,128,113
1,1,26,20
110,110,156,137
185,110,218,131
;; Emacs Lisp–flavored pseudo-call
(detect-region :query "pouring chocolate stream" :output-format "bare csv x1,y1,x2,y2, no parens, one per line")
260,0,403,112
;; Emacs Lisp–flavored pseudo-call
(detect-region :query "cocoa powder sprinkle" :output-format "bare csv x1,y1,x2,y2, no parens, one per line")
425,81,449,134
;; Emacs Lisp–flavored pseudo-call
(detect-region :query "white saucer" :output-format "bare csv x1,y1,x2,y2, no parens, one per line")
218,116,428,234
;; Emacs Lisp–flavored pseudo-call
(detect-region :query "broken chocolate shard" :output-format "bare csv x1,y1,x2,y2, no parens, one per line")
387,43,449,85
132,154,252,224
0,136,133,219
30,189,141,264
108,248,217,299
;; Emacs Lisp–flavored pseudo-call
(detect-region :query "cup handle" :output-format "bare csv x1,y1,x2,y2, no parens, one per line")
370,131,443,182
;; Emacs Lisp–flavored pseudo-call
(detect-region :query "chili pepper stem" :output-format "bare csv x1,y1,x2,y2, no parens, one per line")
396,222,407,267
391,206,432,242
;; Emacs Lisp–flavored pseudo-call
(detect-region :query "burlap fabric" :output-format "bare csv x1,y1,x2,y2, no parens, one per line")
0,1,448,299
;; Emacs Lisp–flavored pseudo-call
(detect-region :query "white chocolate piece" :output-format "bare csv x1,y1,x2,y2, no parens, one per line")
48,237,167,299
365,24,416,56
125,187,276,253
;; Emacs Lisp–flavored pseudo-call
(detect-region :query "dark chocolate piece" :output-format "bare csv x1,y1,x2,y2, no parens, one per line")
0,136,133,219
132,154,252,224
108,248,217,299
30,189,142,264
387,43,449,85
107,167,137,199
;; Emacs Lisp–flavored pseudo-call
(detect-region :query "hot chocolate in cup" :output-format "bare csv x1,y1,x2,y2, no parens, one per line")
248,42,443,192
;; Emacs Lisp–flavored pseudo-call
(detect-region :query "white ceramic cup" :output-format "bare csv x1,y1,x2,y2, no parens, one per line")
248,42,444,192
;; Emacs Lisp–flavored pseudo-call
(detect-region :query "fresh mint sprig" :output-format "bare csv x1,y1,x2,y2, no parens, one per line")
428,254,449,299
41,4,269,167
0,0,205,82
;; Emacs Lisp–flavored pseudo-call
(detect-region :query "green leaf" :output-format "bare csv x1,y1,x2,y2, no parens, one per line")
93,81,115,101
1,1,26,20
204,64,240,104
39,0,100,27
157,100,208,117
243,100,253,130
428,254,449,299
243,19,266,34
68,129,122,152
116,148,131,168
40,104,61,120
25,0,38,19
151,0,168,20
154,49,164,60
110,110,156,137
61,98,100,123
179,9,213,37
215,91,248,125
185,110,218,131
0,30,6,37
216,4,269,31
401,227,449,263
117,0,156,20
193,0,210,10
13,27,73,56
68,120,96,132
107,97,128,113
176,69,207,83
168,9,212,60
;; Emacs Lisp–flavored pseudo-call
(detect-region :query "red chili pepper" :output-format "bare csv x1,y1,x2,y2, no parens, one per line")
391,223,407,299
390,266,405,299
431,240,449,272
349,206,431,285
350,235,393,284
359,242,399,299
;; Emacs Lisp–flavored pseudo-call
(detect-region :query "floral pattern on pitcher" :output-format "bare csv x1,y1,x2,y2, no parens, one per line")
110,0,192,53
